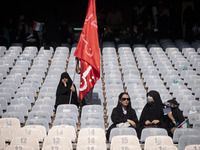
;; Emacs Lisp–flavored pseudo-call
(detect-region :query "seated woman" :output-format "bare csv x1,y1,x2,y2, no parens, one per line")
163,99,185,138
54,72,79,111
137,90,164,139
106,92,138,142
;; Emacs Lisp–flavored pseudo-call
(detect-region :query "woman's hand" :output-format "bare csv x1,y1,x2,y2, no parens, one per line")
145,120,151,125
152,120,160,124
76,57,81,74
170,127,175,133
127,119,136,128
70,84,76,92
62,79,67,87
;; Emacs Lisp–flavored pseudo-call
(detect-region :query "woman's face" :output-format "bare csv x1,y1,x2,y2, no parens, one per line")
120,94,130,107
62,77,68,83
147,95,154,104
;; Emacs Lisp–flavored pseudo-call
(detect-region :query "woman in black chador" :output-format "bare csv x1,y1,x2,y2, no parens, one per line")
163,99,185,138
54,72,79,111
106,92,138,142
137,90,164,139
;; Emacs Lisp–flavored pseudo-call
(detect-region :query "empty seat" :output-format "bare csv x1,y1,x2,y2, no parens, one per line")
178,135,200,150
2,111,25,124
81,104,104,114
173,128,200,143
80,112,104,123
11,98,32,111
27,111,52,124
23,125,47,141
109,127,137,142
53,118,77,132
144,136,174,150
17,87,37,98
77,136,107,150
188,113,200,125
78,127,106,142
31,104,54,117
80,118,105,130
193,121,200,132
55,112,78,123
185,144,200,150
14,127,44,142
6,104,28,117
14,92,35,104
35,98,55,107
56,104,79,116
140,128,168,143
0,118,21,129
0,86,15,98
48,125,76,142
110,135,141,150
9,136,39,150
43,136,72,150
25,118,49,133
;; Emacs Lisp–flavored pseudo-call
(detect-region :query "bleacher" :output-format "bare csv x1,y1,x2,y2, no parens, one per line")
0,39,200,150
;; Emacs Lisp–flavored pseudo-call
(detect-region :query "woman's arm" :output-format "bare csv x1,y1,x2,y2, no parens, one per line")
127,109,139,128
111,108,126,124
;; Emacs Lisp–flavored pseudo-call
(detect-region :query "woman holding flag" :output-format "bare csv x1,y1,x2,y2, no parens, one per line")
74,0,101,106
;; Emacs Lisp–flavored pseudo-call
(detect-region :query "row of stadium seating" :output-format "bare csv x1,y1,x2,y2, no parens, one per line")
0,39,200,149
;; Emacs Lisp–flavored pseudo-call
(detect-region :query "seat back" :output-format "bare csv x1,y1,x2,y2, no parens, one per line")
144,136,173,150
178,135,200,150
140,128,168,143
78,127,106,141
185,144,200,150
43,136,72,150
109,127,137,142
110,135,140,150
173,128,200,143
10,137,39,150
48,125,76,142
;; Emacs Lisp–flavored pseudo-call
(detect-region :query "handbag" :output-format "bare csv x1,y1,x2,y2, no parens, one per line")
116,122,131,128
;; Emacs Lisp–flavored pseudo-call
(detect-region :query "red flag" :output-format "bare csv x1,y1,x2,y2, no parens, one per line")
74,0,100,100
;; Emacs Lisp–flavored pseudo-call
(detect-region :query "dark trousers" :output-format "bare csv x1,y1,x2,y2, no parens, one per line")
82,86,94,106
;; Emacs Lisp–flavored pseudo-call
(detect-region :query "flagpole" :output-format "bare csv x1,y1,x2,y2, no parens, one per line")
69,66,77,104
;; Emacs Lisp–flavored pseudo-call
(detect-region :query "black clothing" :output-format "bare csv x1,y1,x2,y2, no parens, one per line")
163,99,185,137
24,31,40,48
43,13,61,49
137,90,164,139
81,86,94,106
54,72,79,111
106,100,138,141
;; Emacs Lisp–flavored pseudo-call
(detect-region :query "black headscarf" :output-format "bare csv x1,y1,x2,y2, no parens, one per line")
54,72,79,110
111,92,138,125
139,90,164,126
56,72,72,96
165,99,184,124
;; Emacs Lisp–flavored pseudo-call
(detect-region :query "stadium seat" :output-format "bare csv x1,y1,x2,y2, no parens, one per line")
140,128,168,143
110,135,141,150
109,127,137,142
178,135,200,150
144,136,174,150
